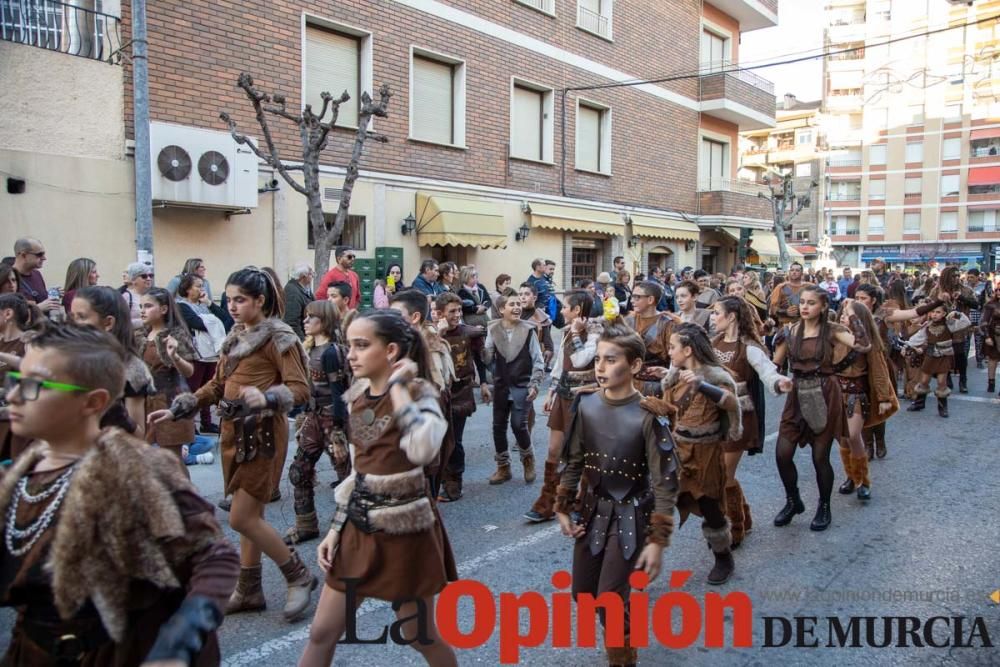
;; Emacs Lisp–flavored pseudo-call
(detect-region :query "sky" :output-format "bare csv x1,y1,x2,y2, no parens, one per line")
740,0,825,103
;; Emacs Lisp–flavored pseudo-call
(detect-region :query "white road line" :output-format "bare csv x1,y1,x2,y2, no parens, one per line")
948,394,1000,405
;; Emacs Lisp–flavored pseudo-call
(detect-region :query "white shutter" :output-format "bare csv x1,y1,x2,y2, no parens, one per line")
941,174,960,196
576,105,601,172
413,56,454,144
904,177,922,195
868,214,885,232
580,0,600,12
942,138,961,160
940,212,958,232
904,212,921,232
869,179,885,198
306,26,359,126
513,86,543,160
905,142,923,162
869,145,887,165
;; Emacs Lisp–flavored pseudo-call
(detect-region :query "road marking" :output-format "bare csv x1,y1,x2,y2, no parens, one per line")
222,524,562,666
948,394,1000,405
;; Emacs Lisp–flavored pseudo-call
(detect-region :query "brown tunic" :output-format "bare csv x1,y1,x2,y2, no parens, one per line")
920,322,959,376
778,328,850,449
664,381,727,523
768,281,816,325
712,337,759,454
982,302,1000,361
547,329,597,433
143,339,196,448
328,388,458,600
194,335,309,503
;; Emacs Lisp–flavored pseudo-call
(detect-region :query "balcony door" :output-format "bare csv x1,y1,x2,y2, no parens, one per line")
700,137,728,191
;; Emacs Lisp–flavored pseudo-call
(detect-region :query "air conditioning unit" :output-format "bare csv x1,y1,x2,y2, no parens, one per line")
150,121,258,209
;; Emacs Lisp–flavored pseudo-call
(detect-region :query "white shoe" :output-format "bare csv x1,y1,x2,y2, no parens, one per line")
196,452,215,465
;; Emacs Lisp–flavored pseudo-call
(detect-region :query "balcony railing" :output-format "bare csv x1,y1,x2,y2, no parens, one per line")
828,192,861,201
701,60,775,95
578,5,611,40
516,0,554,14
697,177,770,196
829,158,863,167
0,0,120,61
972,145,1000,158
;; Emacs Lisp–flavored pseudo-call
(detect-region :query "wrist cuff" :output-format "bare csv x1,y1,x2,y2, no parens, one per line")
645,512,674,547
696,381,726,404
553,484,576,515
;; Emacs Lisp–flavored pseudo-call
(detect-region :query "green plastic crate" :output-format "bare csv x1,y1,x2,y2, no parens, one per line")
375,247,404,278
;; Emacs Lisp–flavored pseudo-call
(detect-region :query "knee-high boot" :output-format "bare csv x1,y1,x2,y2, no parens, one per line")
524,460,560,522
873,422,887,459
851,454,871,501
837,446,856,494
724,483,745,549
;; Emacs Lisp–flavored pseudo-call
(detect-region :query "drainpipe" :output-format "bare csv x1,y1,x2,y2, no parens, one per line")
132,0,154,265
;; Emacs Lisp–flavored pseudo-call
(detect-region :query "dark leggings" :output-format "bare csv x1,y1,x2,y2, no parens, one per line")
775,437,833,504
954,338,969,383
698,496,727,529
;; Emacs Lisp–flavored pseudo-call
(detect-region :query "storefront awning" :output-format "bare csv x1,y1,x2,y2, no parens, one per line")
968,166,1000,186
749,231,804,262
629,214,700,242
529,202,624,235
970,127,1000,141
415,193,508,249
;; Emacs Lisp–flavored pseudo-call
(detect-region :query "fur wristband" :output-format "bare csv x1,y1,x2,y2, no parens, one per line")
645,512,674,547
169,392,199,420
553,485,576,515
264,385,295,413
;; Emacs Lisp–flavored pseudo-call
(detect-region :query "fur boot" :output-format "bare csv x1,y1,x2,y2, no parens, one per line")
279,548,318,621
862,428,875,461
525,461,560,522
852,455,871,501
741,488,753,533
606,641,638,667
837,446,856,495
724,484,745,549
226,565,266,614
283,511,320,545
703,520,734,585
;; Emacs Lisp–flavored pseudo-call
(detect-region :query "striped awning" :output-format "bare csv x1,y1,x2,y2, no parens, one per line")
529,202,624,235
415,193,508,249
629,215,700,242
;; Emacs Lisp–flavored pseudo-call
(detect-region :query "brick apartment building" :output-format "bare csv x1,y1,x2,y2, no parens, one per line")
2,0,778,291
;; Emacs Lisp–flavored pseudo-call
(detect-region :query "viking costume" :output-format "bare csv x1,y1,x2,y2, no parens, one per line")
142,327,198,463
711,333,784,547
285,335,350,544
521,306,554,363
906,312,971,417
981,300,1000,392
768,281,815,327
99,353,154,436
0,430,239,666
554,390,678,667
327,378,458,600
943,285,978,393
0,337,29,463
483,319,544,484
439,323,488,501
167,317,312,615
420,322,456,500
863,303,904,459
624,311,676,396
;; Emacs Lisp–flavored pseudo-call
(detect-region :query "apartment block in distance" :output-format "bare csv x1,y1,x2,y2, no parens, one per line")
823,0,1000,271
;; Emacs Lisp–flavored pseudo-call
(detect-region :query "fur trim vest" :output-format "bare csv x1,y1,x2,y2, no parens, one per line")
662,364,743,443
220,318,307,377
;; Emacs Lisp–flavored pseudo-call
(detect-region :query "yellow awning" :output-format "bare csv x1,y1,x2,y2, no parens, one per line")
750,231,804,261
629,215,700,242
415,193,508,249
529,202,624,235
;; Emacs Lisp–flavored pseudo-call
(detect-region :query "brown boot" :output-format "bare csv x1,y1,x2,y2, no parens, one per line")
525,460,560,522
489,462,512,485
283,511,320,545
739,481,753,533
522,454,536,483
862,428,875,461
874,423,887,459
606,642,637,667
724,484,745,549
226,565,266,614
837,446,855,494
703,520,734,585
279,548,318,621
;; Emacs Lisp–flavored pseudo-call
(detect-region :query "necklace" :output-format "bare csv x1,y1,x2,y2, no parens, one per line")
4,464,78,557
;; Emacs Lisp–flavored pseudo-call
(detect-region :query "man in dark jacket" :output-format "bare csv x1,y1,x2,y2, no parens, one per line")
283,263,315,339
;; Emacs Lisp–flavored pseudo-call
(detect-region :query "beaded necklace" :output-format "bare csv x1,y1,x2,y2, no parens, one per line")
4,463,79,557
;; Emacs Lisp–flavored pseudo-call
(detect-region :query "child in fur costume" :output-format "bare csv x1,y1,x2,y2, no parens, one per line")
300,309,458,667
1,325,239,666
554,322,679,667
661,323,742,586
149,267,315,623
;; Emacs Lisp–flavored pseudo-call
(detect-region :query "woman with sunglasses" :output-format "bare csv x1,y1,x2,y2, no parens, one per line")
121,262,154,329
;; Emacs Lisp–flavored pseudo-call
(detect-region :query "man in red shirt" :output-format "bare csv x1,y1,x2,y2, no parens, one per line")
316,246,360,310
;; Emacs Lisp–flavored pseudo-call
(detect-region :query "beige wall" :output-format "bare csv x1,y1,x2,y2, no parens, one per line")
0,41,125,161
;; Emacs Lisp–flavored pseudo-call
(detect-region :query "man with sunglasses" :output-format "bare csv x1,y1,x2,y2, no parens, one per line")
316,246,361,310
12,238,58,314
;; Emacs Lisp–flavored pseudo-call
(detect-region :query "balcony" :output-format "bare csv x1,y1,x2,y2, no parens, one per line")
826,92,864,111
577,4,612,41
827,20,866,44
704,0,778,31
0,0,120,61
741,149,768,168
700,66,776,130
697,178,773,220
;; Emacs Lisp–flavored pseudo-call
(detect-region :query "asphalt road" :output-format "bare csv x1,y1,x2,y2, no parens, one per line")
3,360,1000,666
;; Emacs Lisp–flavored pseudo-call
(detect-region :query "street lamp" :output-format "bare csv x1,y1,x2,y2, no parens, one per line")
515,221,531,242
401,213,416,236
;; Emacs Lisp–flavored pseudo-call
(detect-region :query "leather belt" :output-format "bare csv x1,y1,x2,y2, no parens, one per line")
21,616,110,665
584,488,652,560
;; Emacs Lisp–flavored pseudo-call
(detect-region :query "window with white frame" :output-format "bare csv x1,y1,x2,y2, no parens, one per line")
942,137,961,160
699,137,728,190
905,142,923,163
868,214,885,233
797,130,813,145
575,100,611,174
511,81,553,162
578,0,613,40
700,27,728,72
869,179,886,199
904,212,921,233
515,0,555,15
969,209,998,232
904,176,922,195
833,215,861,235
940,211,958,232
941,174,960,196
831,180,861,200
796,162,813,178
410,51,465,147
305,22,368,127
870,144,887,165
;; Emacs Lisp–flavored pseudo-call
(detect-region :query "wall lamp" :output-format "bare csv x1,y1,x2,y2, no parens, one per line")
515,221,531,242
401,213,416,235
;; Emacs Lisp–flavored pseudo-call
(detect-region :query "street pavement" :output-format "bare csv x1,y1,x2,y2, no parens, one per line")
2,360,999,666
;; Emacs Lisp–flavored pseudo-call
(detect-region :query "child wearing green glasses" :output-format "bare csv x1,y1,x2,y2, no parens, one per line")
0,324,239,665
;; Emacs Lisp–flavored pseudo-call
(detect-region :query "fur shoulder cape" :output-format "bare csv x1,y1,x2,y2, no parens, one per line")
661,364,743,442
343,376,441,412
0,429,222,641
220,317,307,377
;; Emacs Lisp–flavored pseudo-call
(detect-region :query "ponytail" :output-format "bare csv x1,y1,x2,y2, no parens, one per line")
356,309,434,383
226,266,283,318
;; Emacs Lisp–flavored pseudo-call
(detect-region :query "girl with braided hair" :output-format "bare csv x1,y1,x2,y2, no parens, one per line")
710,297,788,549
772,286,856,532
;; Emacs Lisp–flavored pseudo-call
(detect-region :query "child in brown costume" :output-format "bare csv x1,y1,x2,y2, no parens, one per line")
150,267,316,622
300,309,458,667
624,280,680,396
554,322,678,667
661,323,742,585
901,301,971,418
981,287,1000,393
1,325,239,665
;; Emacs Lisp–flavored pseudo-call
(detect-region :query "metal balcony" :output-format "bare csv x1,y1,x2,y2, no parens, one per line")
0,0,121,61
700,64,776,130
705,0,778,31
697,178,773,220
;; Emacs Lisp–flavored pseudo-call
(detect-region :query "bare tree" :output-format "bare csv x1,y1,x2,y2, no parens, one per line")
221,73,391,282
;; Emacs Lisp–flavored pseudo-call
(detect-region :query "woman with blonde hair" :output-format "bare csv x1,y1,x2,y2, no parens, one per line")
62,257,99,310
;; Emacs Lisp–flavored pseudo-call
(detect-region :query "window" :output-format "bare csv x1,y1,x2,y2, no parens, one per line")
833,215,861,235
869,179,886,199
945,103,962,121
969,210,998,232
904,212,921,233
830,180,861,200
795,230,811,241
940,211,958,232
908,104,924,125
515,0,555,15
571,240,600,286
868,214,885,233
511,81,553,162
904,177,922,195
307,214,366,250
305,23,369,127
578,0,613,40
870,144,887,165
575,101,611,174
942,137,961,160
701,28,728,72
0,0,64,50
905,142,923,163
700,137,728,190
941,174,960,196
798,130,813,145
410,51,466,147
795,163,813,178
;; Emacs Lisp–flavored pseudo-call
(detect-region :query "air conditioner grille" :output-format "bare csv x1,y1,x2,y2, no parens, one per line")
198,151,230,186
